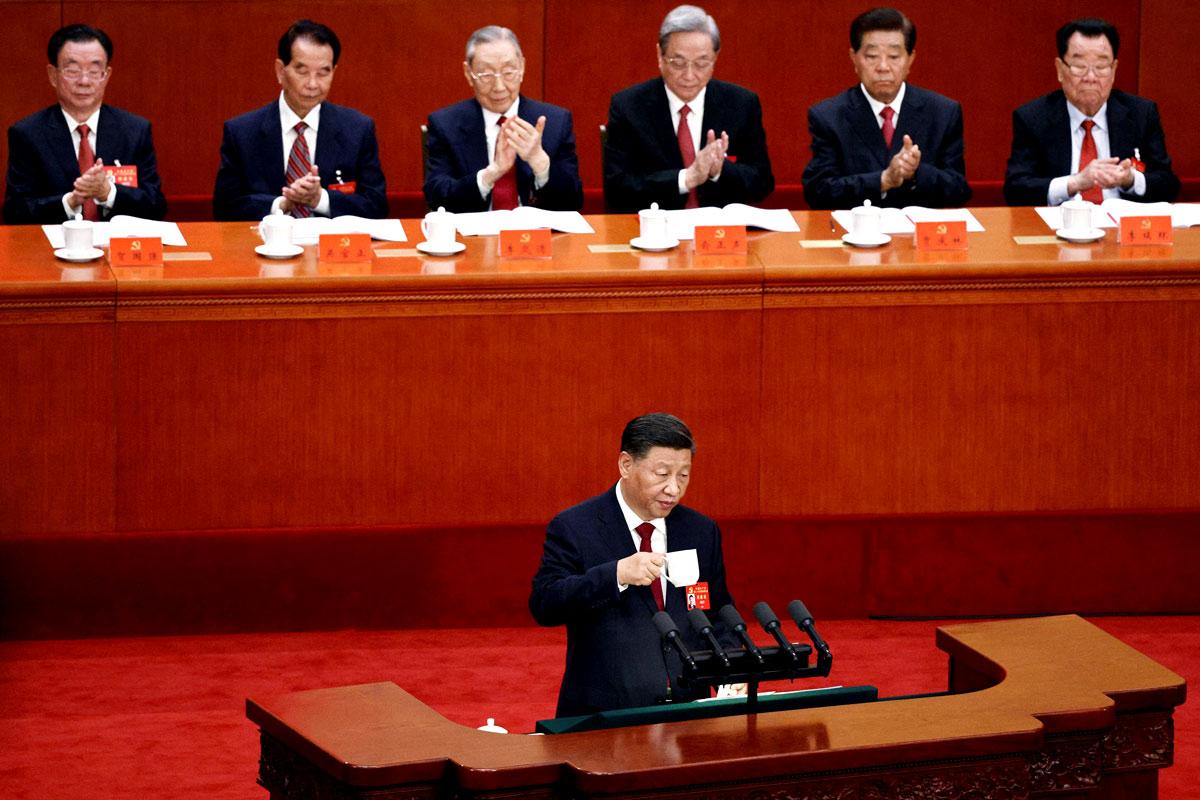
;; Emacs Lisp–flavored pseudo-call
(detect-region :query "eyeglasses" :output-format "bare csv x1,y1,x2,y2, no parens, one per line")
1060,59,1114,78
662,56,715,73
58,66,108,82
469,68,522,85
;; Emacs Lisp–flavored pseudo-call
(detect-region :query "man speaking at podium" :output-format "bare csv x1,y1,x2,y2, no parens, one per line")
530,413,733,718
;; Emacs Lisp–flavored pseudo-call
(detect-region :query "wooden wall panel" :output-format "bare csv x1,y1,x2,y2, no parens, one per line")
0,321,116,534
114,309,762,531
0,2,64,208
760,298,1200,515
1137,0,1198,181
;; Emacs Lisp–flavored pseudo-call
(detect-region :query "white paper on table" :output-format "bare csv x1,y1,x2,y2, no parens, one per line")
42,215,188,248
452,207,594,237
289,215,407,245
1100,198,1200,228
664,548,699,587
664,204,800,240
1035,206,1117,230
831,206,984,235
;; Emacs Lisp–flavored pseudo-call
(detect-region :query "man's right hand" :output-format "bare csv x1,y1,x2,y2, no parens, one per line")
483,126,518,187
618,551,665,586
881,135,921,192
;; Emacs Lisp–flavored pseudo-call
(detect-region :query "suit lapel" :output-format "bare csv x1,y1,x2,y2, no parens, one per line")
458,99,490,176
1105,94,1132,160
599,487,659,616
94,105,123,167
649,80,684,169
893,86,925,156
1047,94,1073,176
258,104,286,188
843,89,889,170
313,103,340,183
44,108,79,183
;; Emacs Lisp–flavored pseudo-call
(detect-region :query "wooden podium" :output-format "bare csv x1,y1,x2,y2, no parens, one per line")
246,616,1185,799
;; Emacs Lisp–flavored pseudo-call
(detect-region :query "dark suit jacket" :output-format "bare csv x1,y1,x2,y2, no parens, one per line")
423,96,582,212
529,486,734,718
604,78,774,213
213,101,387,221
1003,89,1180,206
4,104,166,225
802,84,970,210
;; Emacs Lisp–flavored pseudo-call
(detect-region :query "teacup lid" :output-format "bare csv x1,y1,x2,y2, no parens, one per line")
477,717,508,733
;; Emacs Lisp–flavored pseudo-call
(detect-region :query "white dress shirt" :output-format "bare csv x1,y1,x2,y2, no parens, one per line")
272,93,331,216
614,482,668,598
1047,100,1147,206
59,107,117,219
664,85,718,195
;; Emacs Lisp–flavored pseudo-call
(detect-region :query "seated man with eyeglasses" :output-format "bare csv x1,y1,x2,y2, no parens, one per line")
1004,17,1179,206
423,26,582,213
802,8,970,210
4,24,166,224
603,4,774,214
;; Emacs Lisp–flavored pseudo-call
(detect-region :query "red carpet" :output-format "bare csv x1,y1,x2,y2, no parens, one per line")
0,617,1194,799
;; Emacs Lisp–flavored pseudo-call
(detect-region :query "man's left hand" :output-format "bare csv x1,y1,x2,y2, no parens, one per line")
504,115,551,176
281,164,322,212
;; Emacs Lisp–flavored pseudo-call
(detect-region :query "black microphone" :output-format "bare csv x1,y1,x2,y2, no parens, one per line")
788,599,832,664
753,601,800,662
687,609,731,669
718,604,765,665
654,611,697,671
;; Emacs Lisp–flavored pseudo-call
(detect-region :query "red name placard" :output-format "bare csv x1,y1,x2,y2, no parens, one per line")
694,225,747,254
319,233,373,262
104,165,138,187
499,228,552,258
1118,216,1173,246
914,220,968,251
109,236,162,266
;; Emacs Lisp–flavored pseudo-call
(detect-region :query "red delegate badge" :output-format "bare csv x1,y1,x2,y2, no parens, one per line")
104,165,138,188
686,582,710,610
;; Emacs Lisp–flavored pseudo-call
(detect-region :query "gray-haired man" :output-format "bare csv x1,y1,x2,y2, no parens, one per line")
603,4,773,213
423,25,582,212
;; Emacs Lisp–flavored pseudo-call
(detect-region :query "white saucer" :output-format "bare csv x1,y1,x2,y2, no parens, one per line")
630,236,679,252
1055,227,1105,243
841,232,892,248
53,247,104,262
415,240,466,256
254,243,304,259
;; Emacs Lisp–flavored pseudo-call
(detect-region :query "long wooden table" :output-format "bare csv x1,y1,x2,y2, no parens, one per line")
2,211,1198,627
245,615,1186,799
3,209,1197,535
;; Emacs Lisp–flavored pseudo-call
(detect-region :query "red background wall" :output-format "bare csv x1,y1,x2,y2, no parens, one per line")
1,1,1195,213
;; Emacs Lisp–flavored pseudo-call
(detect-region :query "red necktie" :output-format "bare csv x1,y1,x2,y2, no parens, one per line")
636,521,665,611
677,104,699,209
491,115,518,210
285,121,313,218
1079,120,1103,204
881,106,895,150
76,123,99,221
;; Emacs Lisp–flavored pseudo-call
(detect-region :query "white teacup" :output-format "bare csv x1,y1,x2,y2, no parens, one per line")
421,207,457,250
664,548,700,587
1061,199,1093,233
851,201,881,238
260,215,295,251
638,202,669,243
62,219,94,254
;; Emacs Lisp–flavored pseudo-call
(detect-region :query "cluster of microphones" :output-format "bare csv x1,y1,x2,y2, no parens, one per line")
653,600,832,701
